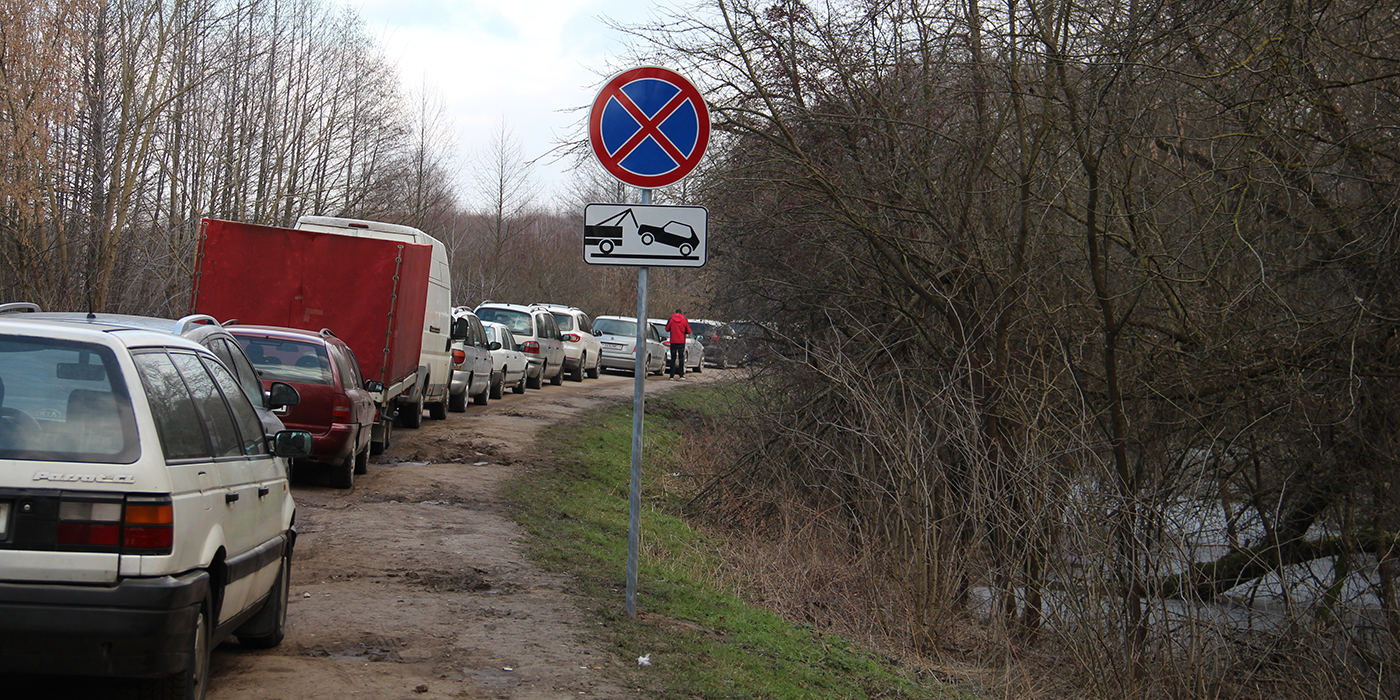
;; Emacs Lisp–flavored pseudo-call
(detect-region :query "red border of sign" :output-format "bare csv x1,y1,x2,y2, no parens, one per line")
588,66,710,189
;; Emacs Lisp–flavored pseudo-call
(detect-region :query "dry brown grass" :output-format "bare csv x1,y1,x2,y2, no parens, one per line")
659,386,1392,700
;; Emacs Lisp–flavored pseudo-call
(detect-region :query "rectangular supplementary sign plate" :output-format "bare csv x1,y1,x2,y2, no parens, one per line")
583,203,707,268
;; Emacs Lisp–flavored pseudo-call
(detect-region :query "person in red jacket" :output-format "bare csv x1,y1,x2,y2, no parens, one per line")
664,309,692,379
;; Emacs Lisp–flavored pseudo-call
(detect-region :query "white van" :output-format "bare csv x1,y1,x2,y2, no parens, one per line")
293,216,455,425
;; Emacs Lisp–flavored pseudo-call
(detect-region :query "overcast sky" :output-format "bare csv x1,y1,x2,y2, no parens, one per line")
343,0,667,209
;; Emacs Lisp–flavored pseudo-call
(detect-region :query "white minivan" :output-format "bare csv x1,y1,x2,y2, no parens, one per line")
294,216,456,426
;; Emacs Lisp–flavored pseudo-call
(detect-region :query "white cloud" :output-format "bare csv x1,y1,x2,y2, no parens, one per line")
340,0,664,204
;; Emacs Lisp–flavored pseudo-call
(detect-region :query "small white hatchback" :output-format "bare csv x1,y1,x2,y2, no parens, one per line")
0,307,311,699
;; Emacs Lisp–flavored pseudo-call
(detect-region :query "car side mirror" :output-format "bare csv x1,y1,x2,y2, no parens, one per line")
364,380,384,393
266,382,300,409
272,430,314,458
489,341,501,351
451,317,470,340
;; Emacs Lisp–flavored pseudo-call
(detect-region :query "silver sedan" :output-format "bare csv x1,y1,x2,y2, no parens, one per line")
593,316,666,375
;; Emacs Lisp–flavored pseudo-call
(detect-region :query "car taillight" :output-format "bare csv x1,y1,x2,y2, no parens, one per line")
333,394,352,421
452,348,466,365
521,341,540,354
123,498,175,552
562,333,581,342
57,495,173,554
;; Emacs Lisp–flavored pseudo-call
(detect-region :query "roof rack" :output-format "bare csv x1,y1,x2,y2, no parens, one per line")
172,314,220,335
0,302,41,315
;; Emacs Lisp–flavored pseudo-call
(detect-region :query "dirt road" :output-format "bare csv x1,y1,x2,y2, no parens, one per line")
201,369,713,700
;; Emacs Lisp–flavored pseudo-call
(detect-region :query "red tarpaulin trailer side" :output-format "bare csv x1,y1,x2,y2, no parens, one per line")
190,218,431,390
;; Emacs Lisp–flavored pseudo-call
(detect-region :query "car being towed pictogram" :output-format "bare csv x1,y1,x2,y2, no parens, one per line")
638,221,700,257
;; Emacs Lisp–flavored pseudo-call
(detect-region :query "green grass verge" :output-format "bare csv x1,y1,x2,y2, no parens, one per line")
502,384,944,699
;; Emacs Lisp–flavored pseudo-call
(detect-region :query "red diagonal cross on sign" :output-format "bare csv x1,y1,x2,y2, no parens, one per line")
608,90,692,167
588,66,710,189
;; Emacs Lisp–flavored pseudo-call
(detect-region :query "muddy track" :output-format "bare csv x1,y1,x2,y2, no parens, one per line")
200,370,724,700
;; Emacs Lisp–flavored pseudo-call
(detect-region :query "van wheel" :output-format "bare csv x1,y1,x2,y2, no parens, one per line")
397,394,423,429
144,594,211,699
237,546,290,649
527,365,543,390
449,386,467,413
428,396,448,420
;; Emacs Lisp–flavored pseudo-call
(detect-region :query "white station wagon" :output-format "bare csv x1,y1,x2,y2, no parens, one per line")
0,309,310,699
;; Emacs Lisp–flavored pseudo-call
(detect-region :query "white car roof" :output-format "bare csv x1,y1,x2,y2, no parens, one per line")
0,316,210,353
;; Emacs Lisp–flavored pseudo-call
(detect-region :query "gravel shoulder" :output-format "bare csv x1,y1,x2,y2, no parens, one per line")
206,370,718,700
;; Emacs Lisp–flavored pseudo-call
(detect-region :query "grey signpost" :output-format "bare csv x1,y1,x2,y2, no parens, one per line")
586,66,710,618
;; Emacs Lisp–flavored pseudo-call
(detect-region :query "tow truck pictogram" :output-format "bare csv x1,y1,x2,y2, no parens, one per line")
583,208,700,257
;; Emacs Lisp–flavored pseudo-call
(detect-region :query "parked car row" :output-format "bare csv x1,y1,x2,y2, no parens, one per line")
446,302,618,411
689,318,773,368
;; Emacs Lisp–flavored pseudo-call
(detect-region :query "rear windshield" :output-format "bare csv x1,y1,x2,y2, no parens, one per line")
477,308,533,335
0,335,139,462
593,318,638,336
483,325,508,349
234,337,332,385
552,313,576,331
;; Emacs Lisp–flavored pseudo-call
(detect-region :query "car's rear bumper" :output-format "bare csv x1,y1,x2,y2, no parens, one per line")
599,348,640,370
0,569,208,677
306,423,357,464
561,342,583,368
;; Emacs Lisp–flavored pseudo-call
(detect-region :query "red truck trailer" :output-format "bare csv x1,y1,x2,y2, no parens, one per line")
190,217,433,454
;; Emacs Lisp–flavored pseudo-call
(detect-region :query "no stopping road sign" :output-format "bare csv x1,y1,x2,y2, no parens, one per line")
588,67,710,189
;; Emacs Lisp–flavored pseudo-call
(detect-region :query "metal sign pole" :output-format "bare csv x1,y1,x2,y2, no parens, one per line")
626,187,652,618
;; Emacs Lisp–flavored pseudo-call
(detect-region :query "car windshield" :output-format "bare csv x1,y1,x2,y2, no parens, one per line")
593,318,638,336
477,308,533,336
234,337,332,385
0,334,139,462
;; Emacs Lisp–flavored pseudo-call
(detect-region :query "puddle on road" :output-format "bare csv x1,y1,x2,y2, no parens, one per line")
468,668,521,690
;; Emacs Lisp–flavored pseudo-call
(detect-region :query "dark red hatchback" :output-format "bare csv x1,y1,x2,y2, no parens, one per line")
228,326,378,489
